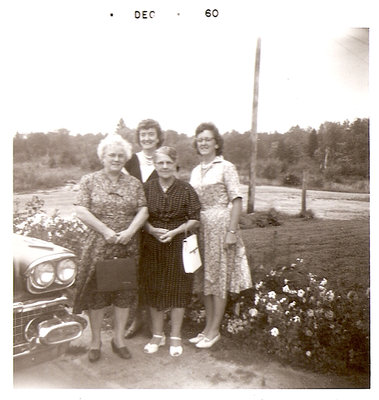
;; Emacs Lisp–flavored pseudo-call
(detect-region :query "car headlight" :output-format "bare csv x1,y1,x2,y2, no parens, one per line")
56,259,77,283
31,262,55,288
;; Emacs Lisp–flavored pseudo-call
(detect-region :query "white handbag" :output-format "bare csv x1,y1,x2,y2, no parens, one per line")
182,233,202,273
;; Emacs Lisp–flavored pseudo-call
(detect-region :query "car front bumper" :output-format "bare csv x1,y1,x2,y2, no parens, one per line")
13,295,87,358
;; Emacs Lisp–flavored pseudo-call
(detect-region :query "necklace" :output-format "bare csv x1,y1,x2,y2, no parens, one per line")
142,152,154,166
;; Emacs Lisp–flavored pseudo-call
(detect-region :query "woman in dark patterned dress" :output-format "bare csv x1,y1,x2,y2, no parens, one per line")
139,146,201,357
73,134,148,362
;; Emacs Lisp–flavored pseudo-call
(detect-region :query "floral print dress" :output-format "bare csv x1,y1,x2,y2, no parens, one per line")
73,170,147,314
190,156,252,299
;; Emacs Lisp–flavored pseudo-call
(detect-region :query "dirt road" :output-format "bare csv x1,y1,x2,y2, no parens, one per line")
14,184,369,220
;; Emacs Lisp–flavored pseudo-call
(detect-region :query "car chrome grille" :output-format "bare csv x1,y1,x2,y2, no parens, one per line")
13,303,64,347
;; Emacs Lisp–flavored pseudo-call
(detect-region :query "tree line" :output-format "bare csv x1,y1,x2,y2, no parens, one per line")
13,117,369,188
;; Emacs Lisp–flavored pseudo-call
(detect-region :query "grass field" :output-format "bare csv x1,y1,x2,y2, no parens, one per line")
241,217,370,292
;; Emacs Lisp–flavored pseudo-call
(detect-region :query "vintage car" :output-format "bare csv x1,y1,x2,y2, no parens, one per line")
13,234,87,363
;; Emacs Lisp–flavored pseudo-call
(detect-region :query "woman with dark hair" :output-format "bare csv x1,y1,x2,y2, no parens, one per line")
73,134,149,362
124,119,164,183
123,119,164,338
189,122,252,348
139,146,201,357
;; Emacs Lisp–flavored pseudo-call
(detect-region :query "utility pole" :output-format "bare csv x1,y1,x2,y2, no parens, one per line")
247,37,261,213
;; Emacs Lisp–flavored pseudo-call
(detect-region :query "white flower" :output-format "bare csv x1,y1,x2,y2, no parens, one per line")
255,281,263,289
248,308,258,317
320,278,328,286
268,291,276,299
297,289,305,298
289,301,296,308
325,290,335,301
254,294,260,305
266,303,278,312
284,279,289,284
279,297,287,303
270,327,279,337
292,315,301,323
306,351,312,357
282,285,290,293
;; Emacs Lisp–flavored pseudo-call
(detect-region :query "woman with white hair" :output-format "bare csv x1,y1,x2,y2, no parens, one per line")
73,134,149,362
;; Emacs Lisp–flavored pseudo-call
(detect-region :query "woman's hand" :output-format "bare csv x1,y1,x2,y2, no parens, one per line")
224,231,237,249
103,228,119,244
115,229,133,245
159,230,176,243
149,226,169,242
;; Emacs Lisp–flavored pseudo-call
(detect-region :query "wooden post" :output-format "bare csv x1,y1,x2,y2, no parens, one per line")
301,170,308,215
247,37,261,213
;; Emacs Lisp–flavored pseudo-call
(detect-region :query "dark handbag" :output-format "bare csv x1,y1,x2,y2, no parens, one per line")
95,257,137,292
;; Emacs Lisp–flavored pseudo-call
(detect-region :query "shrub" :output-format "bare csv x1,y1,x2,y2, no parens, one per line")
189,261,369,375
239,209,282,229
13,196,87,256
283,174,301,186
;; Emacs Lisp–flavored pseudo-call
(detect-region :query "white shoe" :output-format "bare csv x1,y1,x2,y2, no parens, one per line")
188,332,205,344
169,337,183,357
196,333,221,348
144,334,166,354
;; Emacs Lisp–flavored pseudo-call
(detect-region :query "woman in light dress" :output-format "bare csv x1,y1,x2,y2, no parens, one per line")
189,122,252,348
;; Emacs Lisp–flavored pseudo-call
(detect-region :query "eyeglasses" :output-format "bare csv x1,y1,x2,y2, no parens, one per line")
196,137,214,143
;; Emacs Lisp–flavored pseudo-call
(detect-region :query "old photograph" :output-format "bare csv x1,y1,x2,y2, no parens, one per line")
4,0,375,397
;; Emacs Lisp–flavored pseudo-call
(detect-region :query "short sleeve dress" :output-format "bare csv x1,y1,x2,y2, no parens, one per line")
189,156,252,299
139,178,201,311
73,169,147,314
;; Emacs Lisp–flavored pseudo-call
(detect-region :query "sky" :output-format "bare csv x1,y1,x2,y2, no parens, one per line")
1,0,373,137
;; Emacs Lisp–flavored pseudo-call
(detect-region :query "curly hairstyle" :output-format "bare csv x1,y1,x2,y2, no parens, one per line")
193,122,224,156
97,134,133,162
136,119,164,147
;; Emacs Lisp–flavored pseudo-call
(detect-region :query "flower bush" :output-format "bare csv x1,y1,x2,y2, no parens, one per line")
13,196,87,255
189,261,370,375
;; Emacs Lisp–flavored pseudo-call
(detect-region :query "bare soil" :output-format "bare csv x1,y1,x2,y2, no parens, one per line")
13,314,368,389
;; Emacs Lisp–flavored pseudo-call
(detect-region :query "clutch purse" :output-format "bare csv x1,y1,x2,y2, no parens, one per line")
95,257,137,292
182,233,202,273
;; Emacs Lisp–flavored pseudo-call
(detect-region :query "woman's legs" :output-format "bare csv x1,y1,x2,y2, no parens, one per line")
203,294,227,339
89,308,105,349
203,294,214,335
149,307,165,343
170,307,185,341
113,306,130,347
